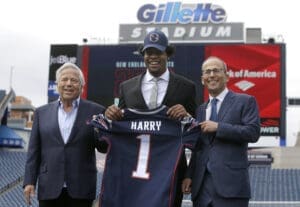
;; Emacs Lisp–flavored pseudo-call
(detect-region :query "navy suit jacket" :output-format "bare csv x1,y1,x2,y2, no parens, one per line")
118,71,197,116
186,91,260,200
23,99,105,200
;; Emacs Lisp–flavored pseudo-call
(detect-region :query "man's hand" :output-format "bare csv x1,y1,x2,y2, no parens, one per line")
105,104,123,121
24,185,35,205
199,120,218,133
166,104,189,120
182,178,192,194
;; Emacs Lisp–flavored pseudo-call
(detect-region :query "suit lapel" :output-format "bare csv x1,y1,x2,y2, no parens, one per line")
66,100,84,144
196,103,207,122
162,72,178,104
135,74,148,108
49,101,65,144
197,102,210,144
218,91,235,121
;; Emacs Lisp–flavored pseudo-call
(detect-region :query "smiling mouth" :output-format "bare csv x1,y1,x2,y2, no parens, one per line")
64,89,74,93
149,61,159,65
208,79,218,84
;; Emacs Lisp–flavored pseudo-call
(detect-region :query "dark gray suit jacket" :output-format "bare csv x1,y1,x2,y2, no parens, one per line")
118,71,197,116
186,91,260,201
23,99,105,200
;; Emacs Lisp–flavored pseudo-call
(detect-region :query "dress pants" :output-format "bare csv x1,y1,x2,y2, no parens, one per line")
39,188,93,207
193,170,249,207
173,151,187,207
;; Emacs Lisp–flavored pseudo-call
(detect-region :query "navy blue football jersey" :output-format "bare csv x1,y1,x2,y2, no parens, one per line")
91,105,199,207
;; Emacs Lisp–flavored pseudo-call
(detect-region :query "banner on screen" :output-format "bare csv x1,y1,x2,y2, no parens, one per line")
204,44,285,138
49,43,285,144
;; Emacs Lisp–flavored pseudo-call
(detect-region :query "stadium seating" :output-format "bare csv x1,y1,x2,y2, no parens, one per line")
249,165,300,206
1,150,299,207
0,150,32,207
0,150,26,193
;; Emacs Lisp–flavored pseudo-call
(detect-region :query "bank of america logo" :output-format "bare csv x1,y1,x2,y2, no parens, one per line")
235,80,255,91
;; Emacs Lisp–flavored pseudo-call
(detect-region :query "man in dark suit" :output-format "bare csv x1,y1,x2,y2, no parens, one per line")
23,63,106,207
105,30,197,207
182,56,260,207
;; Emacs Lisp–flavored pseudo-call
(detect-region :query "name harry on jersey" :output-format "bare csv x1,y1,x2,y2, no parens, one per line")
131,121,162,131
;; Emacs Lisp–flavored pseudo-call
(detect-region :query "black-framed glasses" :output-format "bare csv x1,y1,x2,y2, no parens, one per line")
202,68,224,75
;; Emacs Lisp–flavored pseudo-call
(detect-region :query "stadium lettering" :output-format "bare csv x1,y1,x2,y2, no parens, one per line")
131,26,232,39
131,121,162,131
137,2,226,24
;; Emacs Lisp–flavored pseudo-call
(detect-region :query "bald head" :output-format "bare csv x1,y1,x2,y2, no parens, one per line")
202,56,227,72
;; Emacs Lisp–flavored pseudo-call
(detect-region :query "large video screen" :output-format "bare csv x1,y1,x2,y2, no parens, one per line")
85,44,205,107
204,44,285,139
48,43,286,143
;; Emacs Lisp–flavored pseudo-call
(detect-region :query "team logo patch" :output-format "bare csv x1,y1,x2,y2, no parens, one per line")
149,33,159,43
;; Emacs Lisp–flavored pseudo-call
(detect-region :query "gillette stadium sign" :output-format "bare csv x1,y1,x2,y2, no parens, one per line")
119,2,244,43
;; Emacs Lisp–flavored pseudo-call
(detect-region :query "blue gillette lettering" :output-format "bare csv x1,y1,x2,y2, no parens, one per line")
137,2,226,24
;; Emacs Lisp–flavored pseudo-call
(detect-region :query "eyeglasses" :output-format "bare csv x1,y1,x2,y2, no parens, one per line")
202,68,224,75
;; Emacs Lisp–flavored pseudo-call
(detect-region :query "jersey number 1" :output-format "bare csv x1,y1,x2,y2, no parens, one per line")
132,134,150,179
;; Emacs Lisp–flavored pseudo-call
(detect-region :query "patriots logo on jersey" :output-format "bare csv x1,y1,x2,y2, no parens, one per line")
181,116,199,132
92,114,109,130
186,119,199,132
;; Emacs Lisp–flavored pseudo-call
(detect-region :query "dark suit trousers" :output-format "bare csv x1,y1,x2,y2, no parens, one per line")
173,152,187,207
39,188,93,207
193,171,249,207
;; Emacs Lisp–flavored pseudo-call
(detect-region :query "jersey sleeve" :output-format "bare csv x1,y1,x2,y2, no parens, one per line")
181,116,201,149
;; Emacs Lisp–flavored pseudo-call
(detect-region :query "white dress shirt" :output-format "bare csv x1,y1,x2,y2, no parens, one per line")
206,88,228,120
141,69,169,108
58,98,79,144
